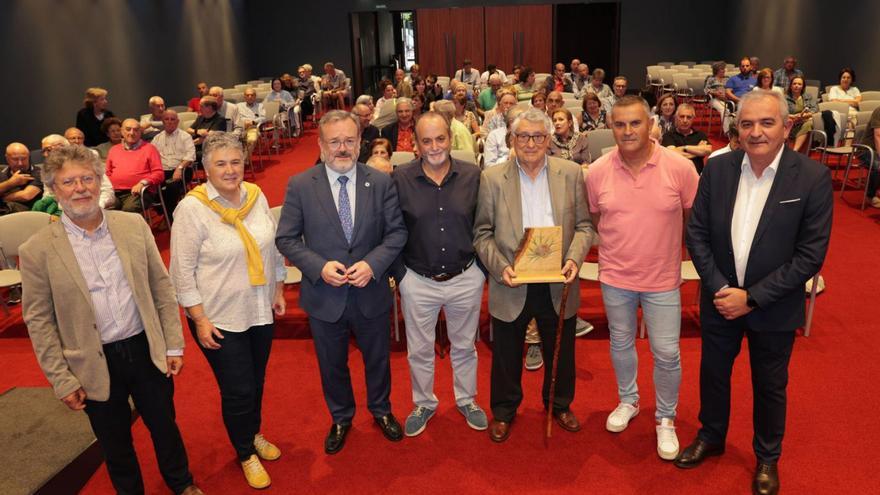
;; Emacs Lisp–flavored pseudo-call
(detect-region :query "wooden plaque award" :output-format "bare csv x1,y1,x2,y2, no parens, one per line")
511,226,566,284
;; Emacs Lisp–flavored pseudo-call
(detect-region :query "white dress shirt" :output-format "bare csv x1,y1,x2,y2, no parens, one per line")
151,128,196,170
61,212,149,345
730,146,783,286
517,158,555,229
484,127,509,167
170,181,286,332
237,101,266,126
325,165,357,224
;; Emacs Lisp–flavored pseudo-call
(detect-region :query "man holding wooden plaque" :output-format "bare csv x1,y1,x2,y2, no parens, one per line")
474,108,594,442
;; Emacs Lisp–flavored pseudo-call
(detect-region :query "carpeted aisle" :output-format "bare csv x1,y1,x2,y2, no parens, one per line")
2,118,879,494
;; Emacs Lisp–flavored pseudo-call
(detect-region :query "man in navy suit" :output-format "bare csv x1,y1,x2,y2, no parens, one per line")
677,90,833,495
276,110,407,454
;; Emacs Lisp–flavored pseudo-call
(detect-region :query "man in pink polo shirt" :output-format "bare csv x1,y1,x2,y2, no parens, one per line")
586,95,699,461
106,118,164,214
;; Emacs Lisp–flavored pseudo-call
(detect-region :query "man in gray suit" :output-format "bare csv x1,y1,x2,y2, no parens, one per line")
20,145,203,495
474,108,594,442
275,110,407,454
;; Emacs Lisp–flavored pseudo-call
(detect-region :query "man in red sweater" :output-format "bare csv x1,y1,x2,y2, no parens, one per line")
106,118,164,213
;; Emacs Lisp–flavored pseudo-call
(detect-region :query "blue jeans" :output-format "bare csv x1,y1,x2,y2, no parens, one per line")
601,283,681,420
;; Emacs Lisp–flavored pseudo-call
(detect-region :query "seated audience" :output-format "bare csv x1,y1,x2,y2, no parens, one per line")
281,73,297,94
453,59,481,94
424,74,444,105
373,80,397,121
480,64,507,87
94,118,123,161
395,69,413,98
209,86,243,137
76,87,115,147
705,61,733,133
785,76,818,153
585,68,612,101
568,59,581,79
546,91,564,115
708,127,740,159
481,90,518,138
484,106,526,167
753,68,784,94
189,81,210,112
140,96,166,139
404,63,421,84
724,57,756,105
369,138,393,160
105,118,163,213
296,64,320,118
603,76,628,113
411,95,425,120
661,104,711,173
352,103,380,158
381,97,416,152
859,106,880,208
265,78,295,109
828,67,861,113
238,88,266,128
580,92,608,132
453,94,481,141
572,63,591,97
0,142,42,212
548,108,589,164
188,96,227,147
531,91,547,112
749,56,761,76
63,127,87,146
433,100,475,153
320,62,348,109
509,65,523,85
513,67,538,101
410,78,431,112
544,63,573,94
478,74,504,112
151,109,196,215
773,56,803,90
651,93,678,140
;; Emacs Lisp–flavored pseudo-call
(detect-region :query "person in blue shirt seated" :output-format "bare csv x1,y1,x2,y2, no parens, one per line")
725,57,757,106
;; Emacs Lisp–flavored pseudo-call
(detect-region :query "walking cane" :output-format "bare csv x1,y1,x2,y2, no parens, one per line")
545,281,571,439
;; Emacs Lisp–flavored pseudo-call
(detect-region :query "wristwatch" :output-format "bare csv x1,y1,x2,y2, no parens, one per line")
746,292,759,308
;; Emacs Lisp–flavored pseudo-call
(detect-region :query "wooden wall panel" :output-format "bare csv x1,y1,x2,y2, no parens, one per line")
484,5,552,74
448,7,485,75
416,8,450,77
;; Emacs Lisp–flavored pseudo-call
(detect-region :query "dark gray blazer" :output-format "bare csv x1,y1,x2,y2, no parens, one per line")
275,162,407,322
686,147,833,332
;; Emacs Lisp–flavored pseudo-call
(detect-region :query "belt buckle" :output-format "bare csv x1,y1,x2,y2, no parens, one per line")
432,272,451,282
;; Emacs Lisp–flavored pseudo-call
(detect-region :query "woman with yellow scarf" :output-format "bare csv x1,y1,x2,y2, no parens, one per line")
170,133,286,490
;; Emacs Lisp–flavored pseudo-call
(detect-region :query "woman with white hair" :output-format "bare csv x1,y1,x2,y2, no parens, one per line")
170,133,286,490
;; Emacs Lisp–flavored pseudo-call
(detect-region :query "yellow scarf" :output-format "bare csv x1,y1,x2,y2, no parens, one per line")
188,182,266,286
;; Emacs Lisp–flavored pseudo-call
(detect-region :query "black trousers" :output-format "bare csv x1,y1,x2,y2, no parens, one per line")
490,283,576,422
697,323,796,462
84,331,193,495
162,168,192,220
113,189,157,215
309,299,392,424
187,320,274,462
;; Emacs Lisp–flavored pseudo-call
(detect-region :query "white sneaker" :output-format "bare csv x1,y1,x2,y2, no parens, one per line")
605,402,639,433
575,318,594,337
656,418,680,460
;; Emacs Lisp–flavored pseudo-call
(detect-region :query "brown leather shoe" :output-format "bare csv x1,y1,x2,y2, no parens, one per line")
553,410,581,432
180,485,205,495
752,462,779,495
674,438,725,469
488,419,511,443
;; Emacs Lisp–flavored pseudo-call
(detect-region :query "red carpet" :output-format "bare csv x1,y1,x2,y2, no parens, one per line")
2,116,879,494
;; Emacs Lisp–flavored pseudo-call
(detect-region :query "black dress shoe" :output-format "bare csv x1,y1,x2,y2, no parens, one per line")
324,423,351,455
752,462,779,495
673,438,725,469
374,414,403,441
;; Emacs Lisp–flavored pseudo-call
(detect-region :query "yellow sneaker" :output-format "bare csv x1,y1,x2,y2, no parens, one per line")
241,454,271,489
253,433,281,461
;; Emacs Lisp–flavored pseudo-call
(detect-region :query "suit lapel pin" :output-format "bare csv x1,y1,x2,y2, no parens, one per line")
365,182,370,187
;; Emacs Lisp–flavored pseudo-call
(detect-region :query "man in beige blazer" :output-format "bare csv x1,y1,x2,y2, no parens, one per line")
20,145,203,495
474,108,594,442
